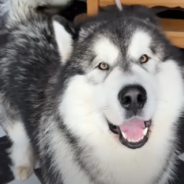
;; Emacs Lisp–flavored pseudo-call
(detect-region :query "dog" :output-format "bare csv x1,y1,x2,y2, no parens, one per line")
0,0,74,181
0,0,184,184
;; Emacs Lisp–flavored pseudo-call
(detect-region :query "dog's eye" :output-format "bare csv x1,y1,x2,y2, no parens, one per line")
139,54,150,64
98,62,109,70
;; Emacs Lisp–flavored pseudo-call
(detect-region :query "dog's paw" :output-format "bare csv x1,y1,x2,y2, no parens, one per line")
8,141,35,181
14,166,33,181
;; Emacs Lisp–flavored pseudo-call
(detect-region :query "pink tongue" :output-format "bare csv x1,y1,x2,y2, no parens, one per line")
119,118,145,140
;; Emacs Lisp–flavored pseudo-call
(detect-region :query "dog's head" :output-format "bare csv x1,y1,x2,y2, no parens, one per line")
59,10,184,150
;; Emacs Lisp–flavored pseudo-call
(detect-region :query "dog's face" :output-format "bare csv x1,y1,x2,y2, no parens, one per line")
60,11,184,150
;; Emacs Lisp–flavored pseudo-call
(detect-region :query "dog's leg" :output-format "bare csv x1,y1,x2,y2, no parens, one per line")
6,122,35,181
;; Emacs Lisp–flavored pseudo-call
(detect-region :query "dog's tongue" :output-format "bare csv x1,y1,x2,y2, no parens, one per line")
119,118,145,140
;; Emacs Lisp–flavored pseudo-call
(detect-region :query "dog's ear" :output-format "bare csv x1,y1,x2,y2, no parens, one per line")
52,15,78,64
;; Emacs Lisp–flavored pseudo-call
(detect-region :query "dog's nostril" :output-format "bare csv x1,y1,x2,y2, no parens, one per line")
137,93,147,107
118,85,147,111
121,96,131,106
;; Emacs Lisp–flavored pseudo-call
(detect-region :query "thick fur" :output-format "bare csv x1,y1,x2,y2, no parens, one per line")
0,0,73,181
0,1,184,184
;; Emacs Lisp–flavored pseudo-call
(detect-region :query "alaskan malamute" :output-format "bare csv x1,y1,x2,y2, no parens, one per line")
0,0,184,184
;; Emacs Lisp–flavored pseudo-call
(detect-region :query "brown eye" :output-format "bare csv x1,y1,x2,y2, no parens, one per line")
98,62,109,70
140,54,149,64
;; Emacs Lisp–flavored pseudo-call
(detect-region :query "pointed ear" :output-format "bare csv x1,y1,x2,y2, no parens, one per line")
52,16,78,64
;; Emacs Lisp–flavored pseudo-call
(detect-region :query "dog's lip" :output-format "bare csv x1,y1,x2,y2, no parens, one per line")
107,119,152,149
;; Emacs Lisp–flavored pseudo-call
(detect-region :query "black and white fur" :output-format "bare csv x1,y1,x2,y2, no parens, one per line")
0,0,73,181
0,1,184,184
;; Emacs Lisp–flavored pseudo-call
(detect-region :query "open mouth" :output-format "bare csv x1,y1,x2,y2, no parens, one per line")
108,118,151,149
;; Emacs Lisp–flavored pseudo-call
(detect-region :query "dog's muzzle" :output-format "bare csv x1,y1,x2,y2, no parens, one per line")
108,85,151,149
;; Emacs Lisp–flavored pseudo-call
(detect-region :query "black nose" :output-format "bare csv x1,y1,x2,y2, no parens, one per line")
118,85,147,112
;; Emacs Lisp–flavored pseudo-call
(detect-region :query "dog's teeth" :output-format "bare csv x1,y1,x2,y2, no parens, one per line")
122,132,127,139
143,128,148,136
127,136,145,143
127,138,140,143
